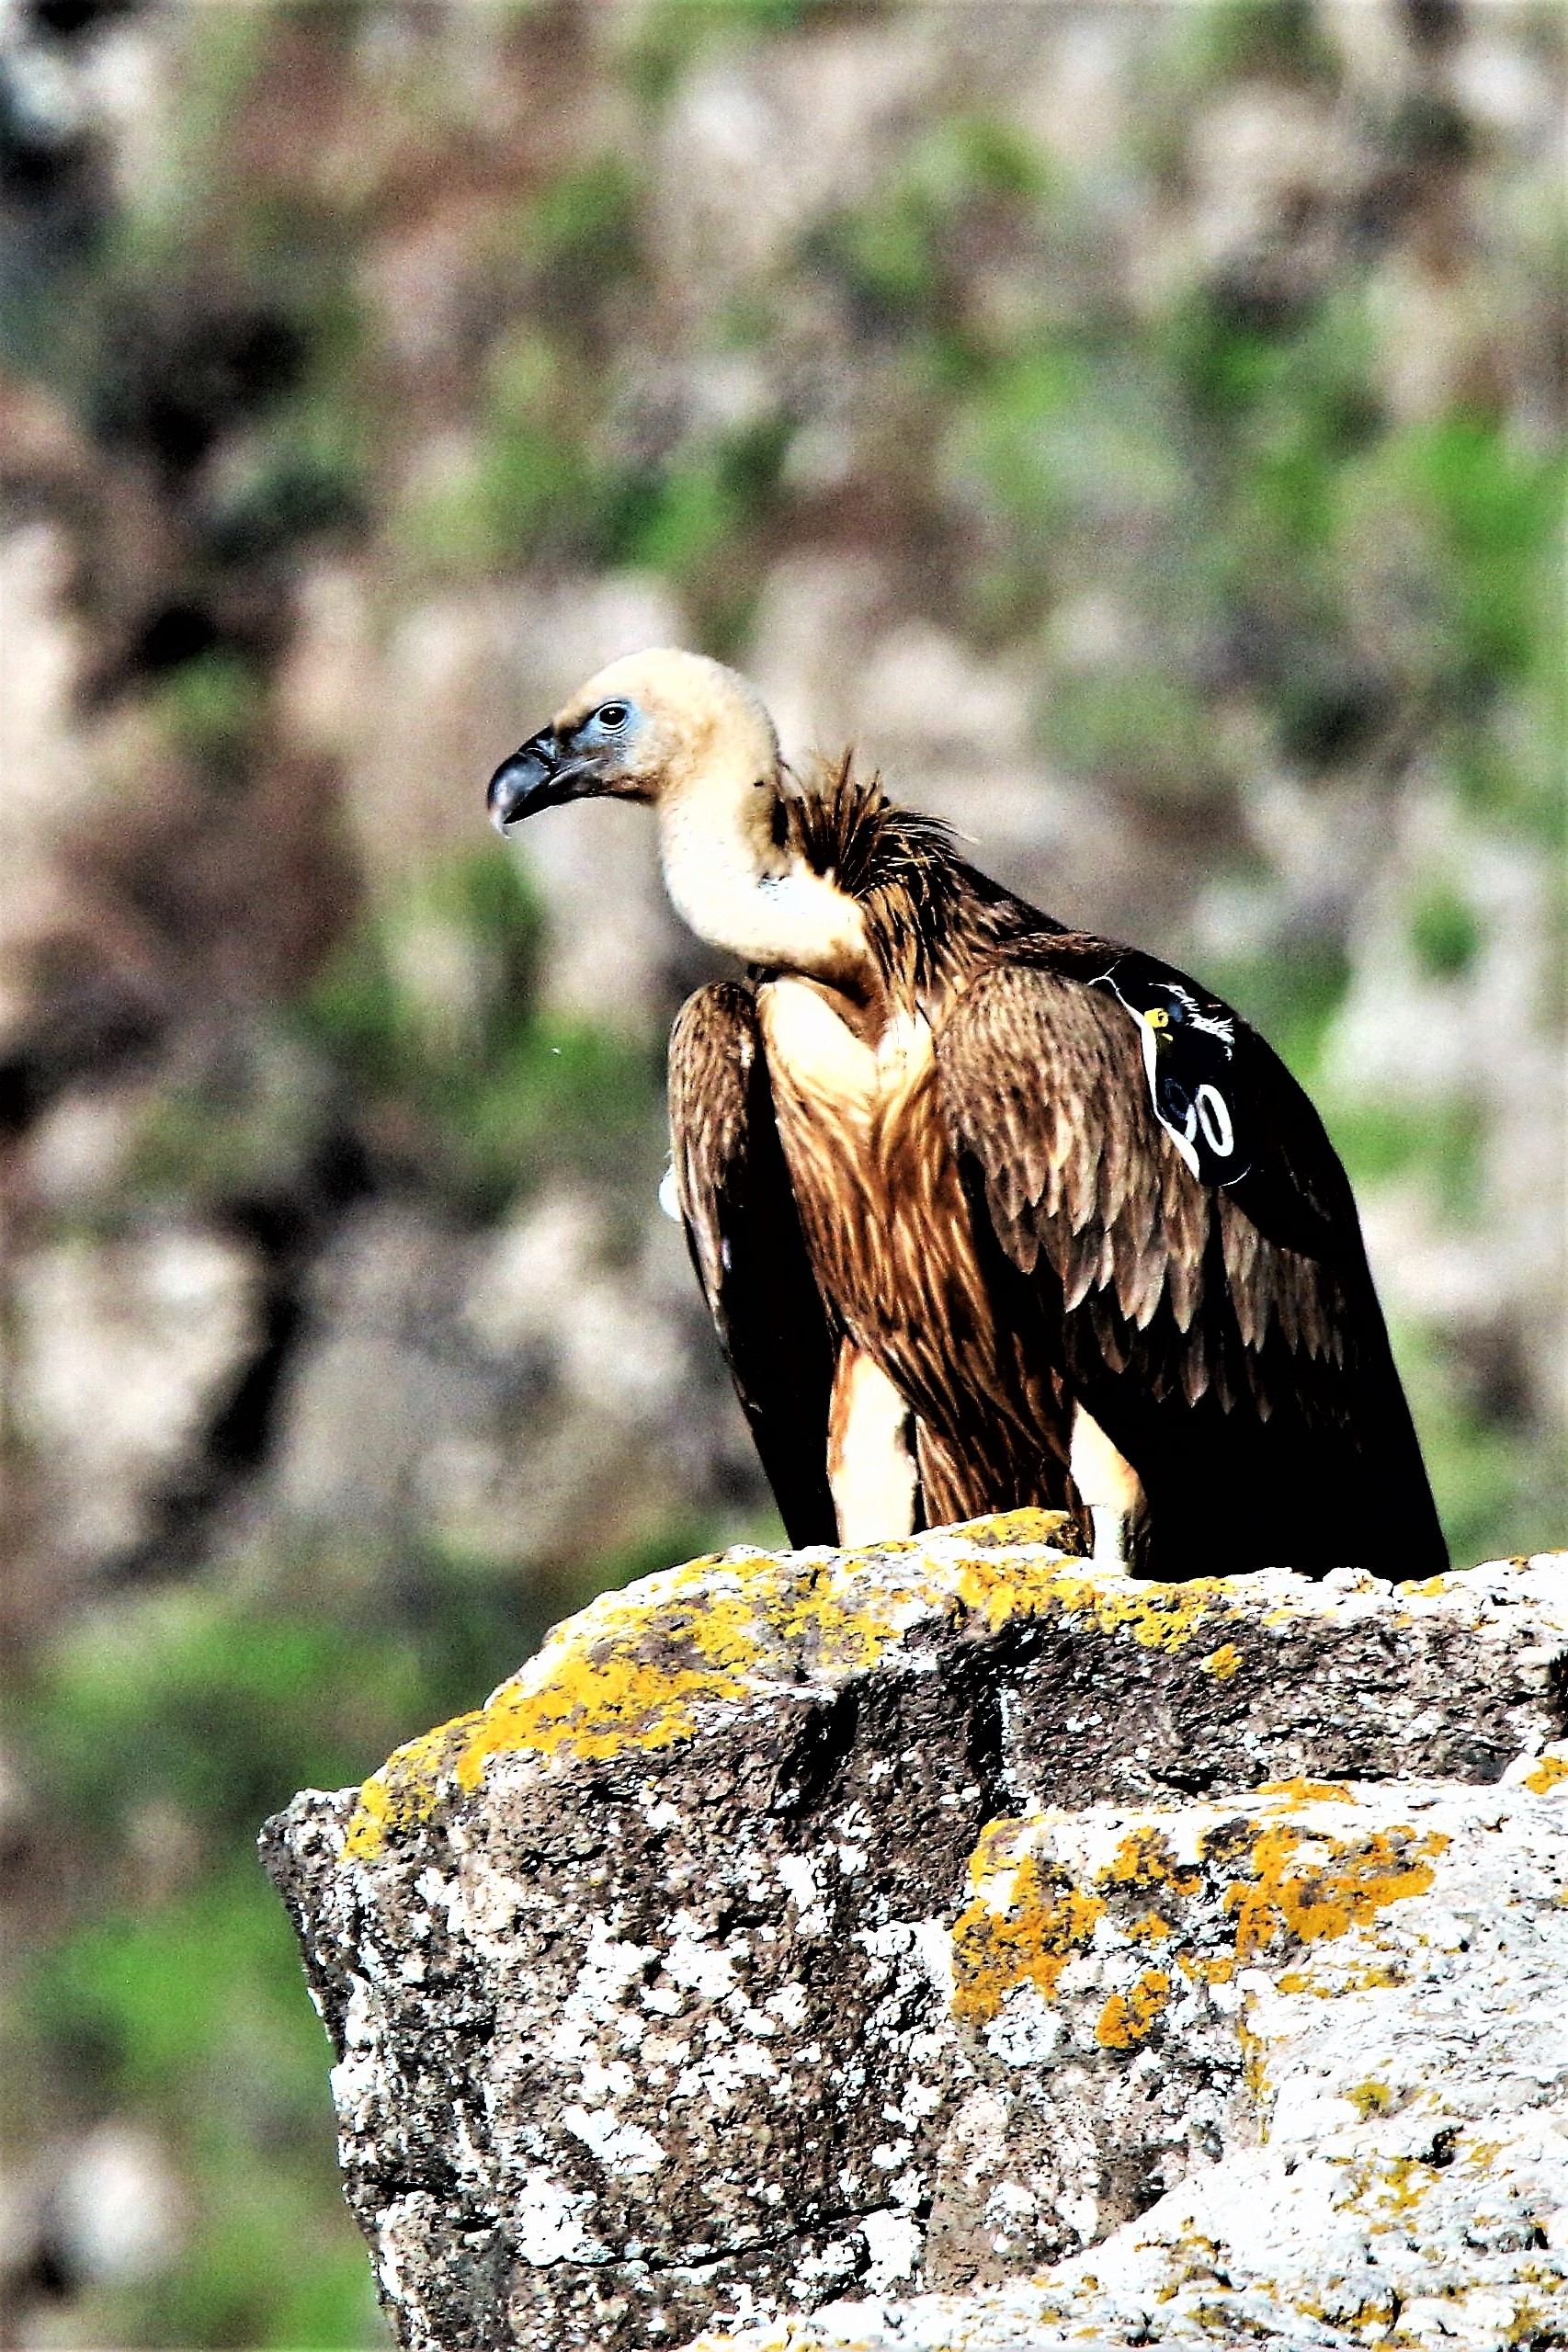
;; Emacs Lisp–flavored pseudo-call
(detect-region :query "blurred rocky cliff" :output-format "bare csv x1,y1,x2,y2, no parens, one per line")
0,1,1562,2346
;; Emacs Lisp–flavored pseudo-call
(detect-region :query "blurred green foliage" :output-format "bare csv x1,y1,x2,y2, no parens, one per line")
626,0,820,108
1183,0,1342,86
298,849,665,1209
519,156,642,284
122,847,665,1221
150,652,267,770
832,114,1049,334
13,1585,418,2348
1409,882,1482,982
1205,941,1354,1089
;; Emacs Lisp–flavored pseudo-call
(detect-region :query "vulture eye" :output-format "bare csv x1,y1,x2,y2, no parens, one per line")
1146,1006,1170,1029
597,701,631,731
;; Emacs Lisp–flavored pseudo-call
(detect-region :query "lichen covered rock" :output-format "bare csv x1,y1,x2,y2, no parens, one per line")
261,1517,1568,2351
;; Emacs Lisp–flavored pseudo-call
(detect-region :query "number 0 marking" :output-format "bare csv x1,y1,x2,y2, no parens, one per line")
1195,1083,1233,1158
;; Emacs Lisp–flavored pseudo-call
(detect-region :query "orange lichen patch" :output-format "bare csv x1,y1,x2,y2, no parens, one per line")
1096,1968,1172,2047
1259,1778,1356,1804
950,1849,1105,2025
1523,1755,1568,1795
1199,1642,1243,1679
949,1792,1446,2038
1103,1827,1202,1898
1177,1951,1238,1984
1220,1822,1449,1960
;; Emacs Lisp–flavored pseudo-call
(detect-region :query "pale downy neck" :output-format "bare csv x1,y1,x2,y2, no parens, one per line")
657,764,869,983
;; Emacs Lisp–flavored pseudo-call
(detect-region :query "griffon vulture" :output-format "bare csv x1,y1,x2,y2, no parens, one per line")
488,648,1446,1580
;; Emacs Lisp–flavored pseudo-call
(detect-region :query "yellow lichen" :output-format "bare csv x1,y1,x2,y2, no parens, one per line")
1346,2081,1395,2119
343,1627,756,1861
951,1549,1096,1631
1259,1778,1355,1804
1044,1573,1229,1652
950,1846,1105,2025
1103,1827,1202,1898
1278,1959,1406,1994
1238,2012,1269,2100
1369,2153,1431,2214
1095,1968,1172,2047
341,1564,776,1858
1220,1822,1449,1960
339,1513,1275,1863
342,1529,1096,1859
949,1785,1443,2042
1355,1961,1406,1989
1176,1950,1239,1984
1523,1755,1568,1795
1199,1642,1243,1679
953,1507,1080,1551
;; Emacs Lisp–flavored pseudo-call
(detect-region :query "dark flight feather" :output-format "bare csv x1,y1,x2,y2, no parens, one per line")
668,981,838,1547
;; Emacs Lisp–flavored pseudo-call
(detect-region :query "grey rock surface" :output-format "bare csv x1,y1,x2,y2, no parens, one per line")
263,1517,1568,2351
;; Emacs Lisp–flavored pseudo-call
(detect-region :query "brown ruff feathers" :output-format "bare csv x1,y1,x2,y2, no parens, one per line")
788,753,1050,1001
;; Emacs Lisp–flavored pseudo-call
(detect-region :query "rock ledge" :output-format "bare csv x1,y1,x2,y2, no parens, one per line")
262,1516,1568,2351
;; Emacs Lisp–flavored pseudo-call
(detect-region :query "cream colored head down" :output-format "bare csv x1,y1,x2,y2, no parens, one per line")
488,648,868,980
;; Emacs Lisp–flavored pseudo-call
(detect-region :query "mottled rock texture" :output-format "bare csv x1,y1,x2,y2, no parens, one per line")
262,1517,1568,2352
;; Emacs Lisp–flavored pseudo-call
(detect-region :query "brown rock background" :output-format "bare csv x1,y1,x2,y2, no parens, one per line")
0,3,1562,2346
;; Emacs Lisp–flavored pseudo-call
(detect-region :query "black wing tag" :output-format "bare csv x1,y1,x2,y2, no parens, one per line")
1095,955,1251,1187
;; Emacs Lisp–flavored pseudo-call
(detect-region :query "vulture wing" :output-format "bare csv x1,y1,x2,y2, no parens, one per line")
669,980,839,1547
935,956,1446,1577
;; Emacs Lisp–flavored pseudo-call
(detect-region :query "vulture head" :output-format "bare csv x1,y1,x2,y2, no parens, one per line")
488,648,778,825
488,648,867,980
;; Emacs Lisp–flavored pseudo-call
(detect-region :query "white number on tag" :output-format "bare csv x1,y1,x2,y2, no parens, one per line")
1195,1083,1233,1159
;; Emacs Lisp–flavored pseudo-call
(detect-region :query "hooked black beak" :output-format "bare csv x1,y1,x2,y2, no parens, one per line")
487,729,589,831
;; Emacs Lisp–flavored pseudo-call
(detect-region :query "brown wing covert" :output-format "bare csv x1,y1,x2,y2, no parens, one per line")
935,960,1447,1576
